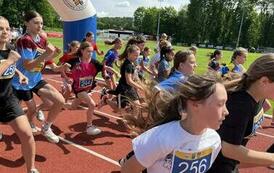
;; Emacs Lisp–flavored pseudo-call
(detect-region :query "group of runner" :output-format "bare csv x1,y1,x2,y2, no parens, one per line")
1,10,274,173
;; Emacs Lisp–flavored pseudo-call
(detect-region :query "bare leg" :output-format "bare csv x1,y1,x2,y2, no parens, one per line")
77,92,96,125
9,115,36,172
24,99,37,123
38,84,65,124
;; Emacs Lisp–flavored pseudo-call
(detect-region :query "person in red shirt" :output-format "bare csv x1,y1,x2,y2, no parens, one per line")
58,40,80,101
58,40,80,64
82,31,104,58
64,42,118,135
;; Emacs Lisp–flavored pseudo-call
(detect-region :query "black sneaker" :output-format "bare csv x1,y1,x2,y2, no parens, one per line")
100,87,107,99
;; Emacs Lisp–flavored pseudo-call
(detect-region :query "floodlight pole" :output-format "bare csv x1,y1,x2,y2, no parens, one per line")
236,5,245,48
157,0,164,41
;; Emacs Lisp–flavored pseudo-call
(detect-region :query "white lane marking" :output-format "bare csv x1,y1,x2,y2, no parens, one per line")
22,107,122,167
257,132,274,139
58,136,120,167
76,105,123,120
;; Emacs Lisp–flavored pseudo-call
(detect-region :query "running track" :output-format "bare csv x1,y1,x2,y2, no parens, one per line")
0,73,273,173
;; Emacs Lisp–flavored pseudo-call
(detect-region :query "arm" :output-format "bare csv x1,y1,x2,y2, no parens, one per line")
114,59,121,68
221,141,274,166
263,99,272,112
61,69,73,84
0,50,20,76
121,155,145,173
15,69,28,85
23,43,56,71
163,68,170,79
140,59,155,76
125,72,143,91
104,66,120,78
0,60,15,76
47,62,71,73
96,49,104,56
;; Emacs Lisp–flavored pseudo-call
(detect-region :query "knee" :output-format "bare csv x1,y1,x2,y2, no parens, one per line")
54,94,65,107
19,130,35,143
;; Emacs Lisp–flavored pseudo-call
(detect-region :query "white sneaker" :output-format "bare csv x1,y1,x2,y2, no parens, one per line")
36,110,45,122
42,126,59,143
29,168,39,173
30,123,41,133
86,125,101,135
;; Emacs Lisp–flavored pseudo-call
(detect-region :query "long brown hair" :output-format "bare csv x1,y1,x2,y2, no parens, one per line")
119,35,145,61
230,47,248,63
228,53,274,92
169,50,193,75
123,73,223,134
76,41,91,57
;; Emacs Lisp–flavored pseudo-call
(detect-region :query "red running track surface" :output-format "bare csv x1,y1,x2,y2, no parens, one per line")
0,73,273,173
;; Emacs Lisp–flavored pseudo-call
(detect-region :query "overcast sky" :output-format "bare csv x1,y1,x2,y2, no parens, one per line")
91,0,190,17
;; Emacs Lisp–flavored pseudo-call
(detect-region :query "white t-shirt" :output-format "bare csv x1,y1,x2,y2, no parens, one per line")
132,121,221,173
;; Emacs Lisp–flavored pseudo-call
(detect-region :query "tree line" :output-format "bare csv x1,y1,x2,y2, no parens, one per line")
0,0,61,29
132,0,274,48
1,0,273,48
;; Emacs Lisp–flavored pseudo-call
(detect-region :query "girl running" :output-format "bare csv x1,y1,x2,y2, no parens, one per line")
59,40,80,101
58,40,80,65
208,49,223,72
102,38,122,90
149,40,171,79
120,73,229,173
100,45,144,112
230,47,248,74
157,50,197,93
156,46,175,82
82,31,104,58
0,16,39,173
12,11,65,143
208,54,274,173
64,41,118,135
136,47,155,81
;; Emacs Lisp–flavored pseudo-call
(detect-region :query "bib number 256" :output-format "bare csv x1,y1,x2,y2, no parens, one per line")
178,159,208,173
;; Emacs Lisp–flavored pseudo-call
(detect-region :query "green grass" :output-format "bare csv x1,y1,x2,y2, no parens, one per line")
48,37,262,74
47,37,273,115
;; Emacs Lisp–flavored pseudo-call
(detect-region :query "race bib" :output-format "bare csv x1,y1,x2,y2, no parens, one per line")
252,108,264,134
171,148,212,173
79,76,93,88
0,60,16,79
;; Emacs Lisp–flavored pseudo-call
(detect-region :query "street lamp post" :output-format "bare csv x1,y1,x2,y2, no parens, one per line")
156,0,165,42
236,9,244,48
236,1,248,48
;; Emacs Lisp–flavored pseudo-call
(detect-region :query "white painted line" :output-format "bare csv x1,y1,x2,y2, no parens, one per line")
58,136,120,167
95,110,123,120
257,132,274,139
264,114,273,119
23,104,123,121
20,83,123,167
76,105,123,120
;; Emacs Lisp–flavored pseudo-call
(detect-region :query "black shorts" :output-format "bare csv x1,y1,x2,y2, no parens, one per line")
13,80,47,101
0,94,25,123
118,88,139,108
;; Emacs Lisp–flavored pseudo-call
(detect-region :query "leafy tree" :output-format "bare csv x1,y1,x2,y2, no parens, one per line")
133,7,146,32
